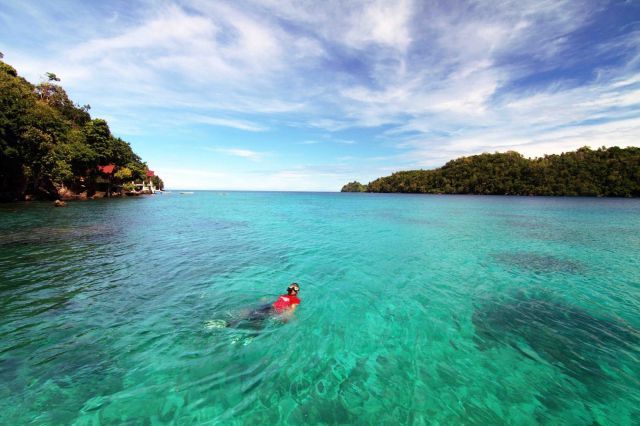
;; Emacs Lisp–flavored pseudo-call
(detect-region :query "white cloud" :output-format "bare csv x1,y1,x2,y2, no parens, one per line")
209,147,265,161
65,3,285,86
344,0,412,51
307,118,351,132
189,115,267,132
394,78,640,167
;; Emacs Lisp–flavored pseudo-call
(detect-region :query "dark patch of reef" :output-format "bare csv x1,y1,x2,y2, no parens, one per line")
492,252,585,274
472,290,640,391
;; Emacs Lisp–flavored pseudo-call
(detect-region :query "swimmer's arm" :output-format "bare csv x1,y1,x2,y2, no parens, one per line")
280,304,298,322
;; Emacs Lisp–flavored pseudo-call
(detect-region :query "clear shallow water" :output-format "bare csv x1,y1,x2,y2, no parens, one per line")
1,192,639,425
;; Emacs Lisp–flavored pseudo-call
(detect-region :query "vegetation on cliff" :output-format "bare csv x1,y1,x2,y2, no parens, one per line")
0,57,162,201
344,147,640,197
341,181,367,192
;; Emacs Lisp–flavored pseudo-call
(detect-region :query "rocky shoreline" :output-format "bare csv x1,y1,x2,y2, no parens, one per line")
15,185,157,203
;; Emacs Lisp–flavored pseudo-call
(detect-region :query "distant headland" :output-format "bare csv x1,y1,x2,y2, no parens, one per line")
0,57,163,202
342,147,640,197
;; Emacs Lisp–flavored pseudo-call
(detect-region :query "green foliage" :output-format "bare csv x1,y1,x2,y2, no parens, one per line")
0,59,162,200
341,181,367,192
45,72,60,82
0,63,34,198
63,128,97,172
0,60,17,77
152,175,164,190
83,119,113,162
114,167,132,181
35,78,90,126
122,182,136,192
128,162,146,182
362,147,640,197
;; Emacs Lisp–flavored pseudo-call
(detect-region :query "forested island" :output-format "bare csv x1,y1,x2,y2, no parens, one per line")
342,147,640,197
0,57,163,202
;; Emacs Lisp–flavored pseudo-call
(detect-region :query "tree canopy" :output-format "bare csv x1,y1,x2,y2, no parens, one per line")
0,59,160,200
341,181,367,192
344,148,640,197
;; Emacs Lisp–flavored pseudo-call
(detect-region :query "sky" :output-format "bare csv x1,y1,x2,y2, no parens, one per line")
1,0,639,190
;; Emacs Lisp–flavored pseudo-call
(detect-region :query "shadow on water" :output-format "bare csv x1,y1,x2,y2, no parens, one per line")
472,290,640,395
0,225,118,248
492,252,585,274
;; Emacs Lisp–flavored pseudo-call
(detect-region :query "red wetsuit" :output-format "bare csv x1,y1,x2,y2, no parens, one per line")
272,294,301,313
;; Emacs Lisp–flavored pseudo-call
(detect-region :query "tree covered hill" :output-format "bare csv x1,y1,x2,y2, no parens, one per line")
340,181,367,192
343,147,640,197
0,57,162,201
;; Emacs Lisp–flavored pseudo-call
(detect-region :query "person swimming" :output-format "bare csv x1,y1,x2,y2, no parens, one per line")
273,282,301,315
220,282,301,329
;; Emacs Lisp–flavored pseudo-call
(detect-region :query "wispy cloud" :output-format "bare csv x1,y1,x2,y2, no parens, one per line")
189,115,268,132
208,147,265,161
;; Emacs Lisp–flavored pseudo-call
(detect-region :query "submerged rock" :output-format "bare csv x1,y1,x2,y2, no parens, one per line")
472,291,639,388
492,252,585,274
0,224,116,247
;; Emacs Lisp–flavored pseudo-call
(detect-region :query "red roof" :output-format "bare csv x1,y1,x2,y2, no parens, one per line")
146,170,155,177
97,164,116,174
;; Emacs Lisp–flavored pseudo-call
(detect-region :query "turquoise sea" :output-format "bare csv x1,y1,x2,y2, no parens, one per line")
1,192,639,425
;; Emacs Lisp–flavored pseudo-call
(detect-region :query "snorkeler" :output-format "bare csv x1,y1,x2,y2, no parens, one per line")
273,282,301,315
213,283,301,329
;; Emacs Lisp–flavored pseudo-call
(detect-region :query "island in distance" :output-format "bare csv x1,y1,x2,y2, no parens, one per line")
341,147,640,197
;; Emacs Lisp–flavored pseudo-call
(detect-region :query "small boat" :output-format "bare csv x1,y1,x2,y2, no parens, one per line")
180,191,194,194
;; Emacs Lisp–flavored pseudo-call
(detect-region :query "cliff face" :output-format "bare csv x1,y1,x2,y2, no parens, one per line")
0,59,161,201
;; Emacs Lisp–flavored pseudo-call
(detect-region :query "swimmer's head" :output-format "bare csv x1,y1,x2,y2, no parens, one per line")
287,283,300,295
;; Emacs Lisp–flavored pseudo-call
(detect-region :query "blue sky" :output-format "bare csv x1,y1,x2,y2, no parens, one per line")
1,0,639,190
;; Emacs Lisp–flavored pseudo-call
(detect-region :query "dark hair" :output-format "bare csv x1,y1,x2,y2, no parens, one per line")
287,283,299,294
